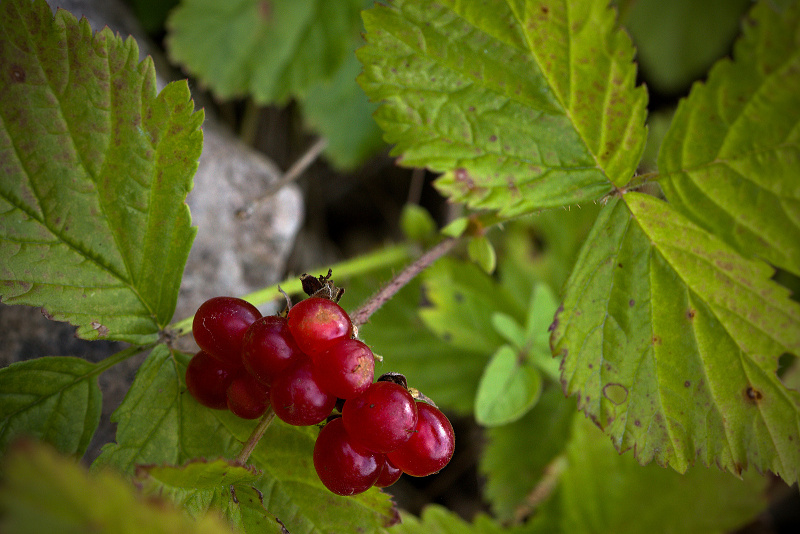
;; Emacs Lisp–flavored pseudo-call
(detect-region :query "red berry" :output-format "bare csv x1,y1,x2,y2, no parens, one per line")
313,338,375,399
342,382,418,453
287,297,352,357
270,356,337,426
227,373,270,419
241,315,303,385
374,456,402,488
185,350,237,410
387,402,455,477
313,417,382,496
192,297,261,367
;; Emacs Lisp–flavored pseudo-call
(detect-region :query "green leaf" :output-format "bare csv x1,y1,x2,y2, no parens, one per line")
0,440,233,534
491,312,526,349
658,0,800,276
0,357,101,457
480,385,575,522
389,505,506,534
167,0,363,103
551,192,800,484
300,41,385,170
94,346,397,533
137,459,285,534
475,346,542,426
554,416,767,534
619,0,751,93
0,0,202,344
358,0,647,217
440,217,470,238
467,235,497,274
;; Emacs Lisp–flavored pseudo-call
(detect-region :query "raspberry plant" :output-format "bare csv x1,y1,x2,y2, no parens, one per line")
1,0,799,533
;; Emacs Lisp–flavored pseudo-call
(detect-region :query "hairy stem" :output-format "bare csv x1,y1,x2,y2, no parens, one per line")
350,237,460,328
236,407,276,464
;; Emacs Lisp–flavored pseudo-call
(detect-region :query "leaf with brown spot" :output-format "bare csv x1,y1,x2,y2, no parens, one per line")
551,192,800,485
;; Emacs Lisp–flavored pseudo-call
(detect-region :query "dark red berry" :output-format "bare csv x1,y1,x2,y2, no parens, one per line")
313,338,375,399
287,297,352,356
185,350,237,410
227,372,270,419
374,456,402,488
387,402,455,477
313,417,382,496
241,315,303,385
270,356,337,426
192,297,261,367
342,381,418,453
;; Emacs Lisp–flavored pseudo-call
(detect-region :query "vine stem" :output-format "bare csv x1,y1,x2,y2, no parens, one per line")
236,406,276,464
350,236,460,328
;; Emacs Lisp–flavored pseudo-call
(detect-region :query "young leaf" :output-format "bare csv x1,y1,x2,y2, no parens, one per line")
0,0,202,344
0,356,101,457
475,346,543,426
551,192,800,485
399,203,437,243
358,0,647,217
94,346,397,533
479,385,575,522
467,235,497,274
167,0,364,104
658,0,800,276
553,416,767,534
0,440,234,534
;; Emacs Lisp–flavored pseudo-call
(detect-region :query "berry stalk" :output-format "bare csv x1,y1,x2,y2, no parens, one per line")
236,406,277,464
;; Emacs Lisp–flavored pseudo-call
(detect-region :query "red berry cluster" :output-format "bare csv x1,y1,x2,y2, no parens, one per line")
185,277,454,496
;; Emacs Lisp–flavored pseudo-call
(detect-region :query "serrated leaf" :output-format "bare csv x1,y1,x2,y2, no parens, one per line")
94,346,397,533
167,0,363,103
551,192,800,484
0,0,202,344
554,416,767,534
658,0,800,276
0,440,233,534
137,460,284,534
620,0,751,93
358,0,647,217
300,39,385,170
475,346,543,426
0,356,101,457
389,505,506,534
480,385,575,522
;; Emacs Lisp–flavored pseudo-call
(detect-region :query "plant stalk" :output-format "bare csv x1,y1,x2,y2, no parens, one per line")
236,407,276,464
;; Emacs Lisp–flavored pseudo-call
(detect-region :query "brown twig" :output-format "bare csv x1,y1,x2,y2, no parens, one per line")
350,237,460,328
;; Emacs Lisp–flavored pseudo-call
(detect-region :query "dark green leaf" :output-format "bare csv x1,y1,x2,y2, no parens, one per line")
0,0,202,343
358,0,647,217
0,357,101,457
552,192,800,484
658,0,800,275
167,0,363,103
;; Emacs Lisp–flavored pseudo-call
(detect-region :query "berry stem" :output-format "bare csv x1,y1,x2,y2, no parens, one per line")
350,236,460,328
236,406,277,464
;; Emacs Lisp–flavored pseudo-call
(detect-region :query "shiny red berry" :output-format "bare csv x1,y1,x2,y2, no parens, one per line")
192,297,261,367
287,297,352,357
313,338,375,399
313,417,382,496
185,350,237,410
387,402,455,477
241,315,303,385
270,356,337,426
374,456,402,488
342,381,418,453
227,373,270,419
